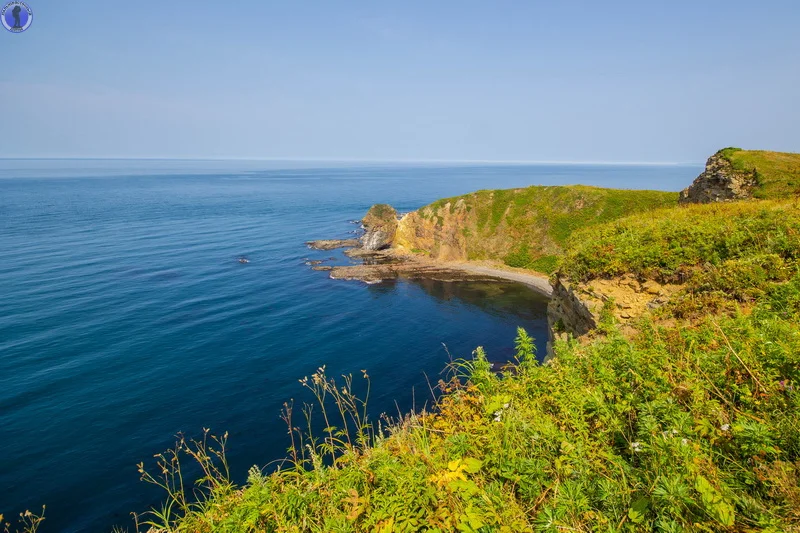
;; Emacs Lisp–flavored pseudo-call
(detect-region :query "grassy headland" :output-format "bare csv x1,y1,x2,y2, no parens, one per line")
394,185,677,274
720,148,800,199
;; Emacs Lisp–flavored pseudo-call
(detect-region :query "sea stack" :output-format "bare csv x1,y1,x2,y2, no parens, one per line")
360,204,399,250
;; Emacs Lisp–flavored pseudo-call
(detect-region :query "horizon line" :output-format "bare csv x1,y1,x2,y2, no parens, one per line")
0,156,701,166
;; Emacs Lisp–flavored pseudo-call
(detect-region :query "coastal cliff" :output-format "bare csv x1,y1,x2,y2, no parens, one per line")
392,185,678,273
680,147,800,203
313,149,800,346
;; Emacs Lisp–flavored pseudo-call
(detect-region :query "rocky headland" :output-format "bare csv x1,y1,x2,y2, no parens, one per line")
308,148,800,349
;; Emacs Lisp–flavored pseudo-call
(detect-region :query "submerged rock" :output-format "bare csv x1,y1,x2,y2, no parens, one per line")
306,239,360,250
329,257,498,285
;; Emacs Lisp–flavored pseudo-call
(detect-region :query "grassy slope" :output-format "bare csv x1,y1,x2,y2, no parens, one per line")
720,148,800,199
135,198,800,533
415,185,677,274
561,200,800,318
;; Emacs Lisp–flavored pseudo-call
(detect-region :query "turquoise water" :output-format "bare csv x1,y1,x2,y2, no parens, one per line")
0,160,698,532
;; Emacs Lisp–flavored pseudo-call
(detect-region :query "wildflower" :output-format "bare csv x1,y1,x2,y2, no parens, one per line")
720,424,730,432
630,441,643,452
681,439,688,446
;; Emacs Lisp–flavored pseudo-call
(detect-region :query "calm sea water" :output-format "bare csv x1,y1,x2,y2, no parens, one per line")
0,160,699,532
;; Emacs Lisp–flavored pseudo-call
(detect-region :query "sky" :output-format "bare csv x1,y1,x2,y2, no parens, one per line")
1,1,799,163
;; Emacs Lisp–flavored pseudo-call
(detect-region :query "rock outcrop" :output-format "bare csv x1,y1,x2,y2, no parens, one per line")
394,199,473,261
361,204,399,250
547,273,683,349
679,150,759,204
547,278,600,340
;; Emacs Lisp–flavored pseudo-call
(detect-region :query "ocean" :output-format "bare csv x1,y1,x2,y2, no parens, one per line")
0,160,699,532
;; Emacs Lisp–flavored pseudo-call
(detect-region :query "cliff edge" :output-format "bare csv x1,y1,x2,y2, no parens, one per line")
679,148,759,204
680,147,800,203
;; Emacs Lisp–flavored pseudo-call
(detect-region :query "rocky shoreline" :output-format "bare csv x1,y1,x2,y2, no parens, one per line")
306,238,553,296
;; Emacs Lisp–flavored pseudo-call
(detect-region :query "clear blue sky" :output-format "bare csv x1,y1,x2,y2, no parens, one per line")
2,1,799,162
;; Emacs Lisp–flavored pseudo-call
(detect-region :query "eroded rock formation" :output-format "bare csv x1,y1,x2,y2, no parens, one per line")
361,204,399,250
547,273,682,351
679,150,759,204
394,199,472,261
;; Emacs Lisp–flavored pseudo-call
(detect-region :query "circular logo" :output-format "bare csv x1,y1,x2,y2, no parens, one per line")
2,1,32,33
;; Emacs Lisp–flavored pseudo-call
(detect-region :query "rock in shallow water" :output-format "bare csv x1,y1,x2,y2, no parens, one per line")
305,239,360,250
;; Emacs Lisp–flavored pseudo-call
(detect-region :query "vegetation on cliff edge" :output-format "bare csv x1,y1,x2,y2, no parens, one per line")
561,199,800,318
718,148,800,200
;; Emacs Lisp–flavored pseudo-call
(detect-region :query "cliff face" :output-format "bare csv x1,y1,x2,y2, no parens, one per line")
547,278,600,341
679,149,759,204
393,196,526,262
361,204,398,250
547,274,681,345
394,202,469,261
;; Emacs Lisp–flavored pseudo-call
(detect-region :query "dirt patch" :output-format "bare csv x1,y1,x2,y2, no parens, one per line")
584,274,683,321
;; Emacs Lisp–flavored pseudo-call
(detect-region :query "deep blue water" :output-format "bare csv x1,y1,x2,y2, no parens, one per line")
0,160,699,532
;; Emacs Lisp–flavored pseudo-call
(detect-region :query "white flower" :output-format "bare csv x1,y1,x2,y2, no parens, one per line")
630,441,643,452
720,424,730,432
681,438,688,446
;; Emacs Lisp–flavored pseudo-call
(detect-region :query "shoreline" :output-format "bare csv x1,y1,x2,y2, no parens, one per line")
442,260,553,296
310,244,553,297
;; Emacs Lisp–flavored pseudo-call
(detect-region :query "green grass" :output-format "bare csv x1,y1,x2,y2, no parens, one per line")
527,255,560,275
561,200,800,283
364,204,396,221
560,199,800,317
719,148,800,200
